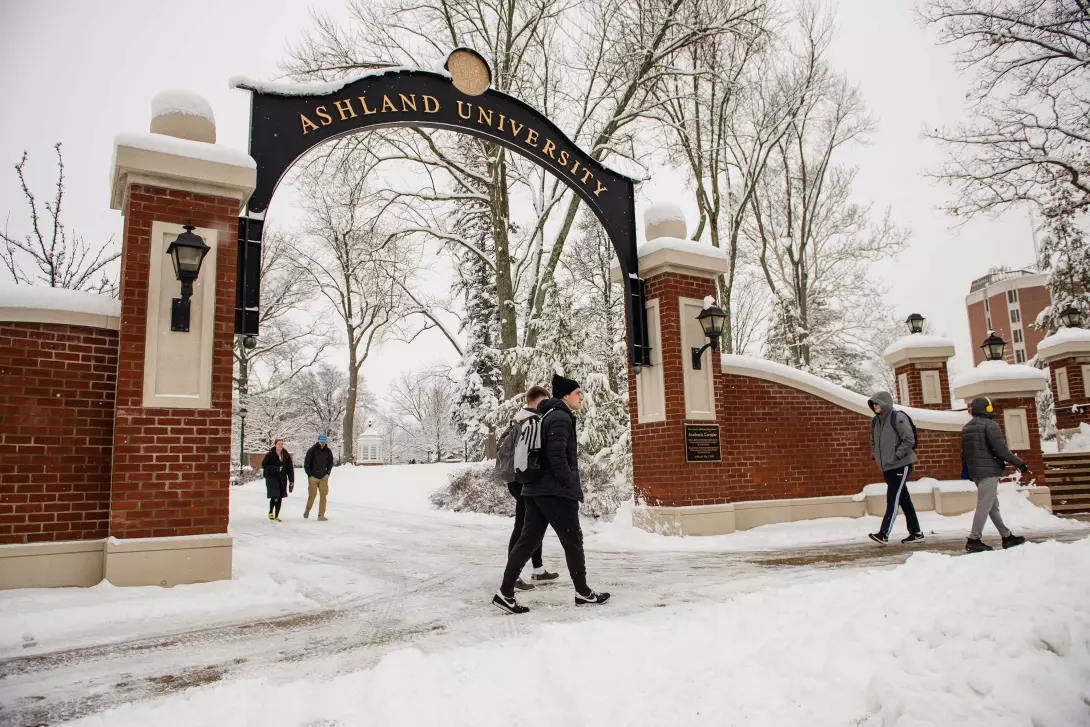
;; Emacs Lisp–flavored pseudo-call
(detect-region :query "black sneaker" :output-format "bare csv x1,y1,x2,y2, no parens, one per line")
901,532,925,544
868,533,889,546
493,592,529,614
531,570,559,582
966,538,993,553
1002,534,1026,549
575,591,611,605
514,578,535,591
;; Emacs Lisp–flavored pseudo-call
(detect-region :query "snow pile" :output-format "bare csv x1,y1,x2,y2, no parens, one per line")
151,89,215,124
642,202,686,228
0,568,314,658
67,539,1090,727
951,359,1049,389
721,354,969,428
430,463,516,516
114,132,256,169
703,295,716,309
1037,326,1090,359
637,237,728,261
0,286,120,316
882,334,955,358
229,67,451,97
860,477,977,497
1064,422,1090,452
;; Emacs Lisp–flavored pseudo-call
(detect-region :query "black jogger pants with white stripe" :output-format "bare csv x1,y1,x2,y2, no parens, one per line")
879,465,921,538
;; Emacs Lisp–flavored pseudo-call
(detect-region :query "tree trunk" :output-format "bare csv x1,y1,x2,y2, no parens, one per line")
343,340,358,465
488,147,521,399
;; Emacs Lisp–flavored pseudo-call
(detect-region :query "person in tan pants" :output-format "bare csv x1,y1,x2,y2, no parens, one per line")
303,434,335,521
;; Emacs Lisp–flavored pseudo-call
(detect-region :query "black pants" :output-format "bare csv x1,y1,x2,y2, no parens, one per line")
507,483,543,570
502,495,587,598
879,465,920,538
268,497,282,517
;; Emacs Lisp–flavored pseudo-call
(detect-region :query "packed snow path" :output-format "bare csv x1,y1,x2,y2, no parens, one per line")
0,465,1087,726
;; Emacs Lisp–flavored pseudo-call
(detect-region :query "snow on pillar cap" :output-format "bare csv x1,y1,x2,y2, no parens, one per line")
644,203,687,242
150,89,216,144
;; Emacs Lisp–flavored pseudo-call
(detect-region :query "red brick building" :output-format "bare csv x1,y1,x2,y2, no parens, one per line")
965,269,1050,365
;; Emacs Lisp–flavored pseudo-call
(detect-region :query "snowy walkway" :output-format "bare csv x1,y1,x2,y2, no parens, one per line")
1,465,1087,726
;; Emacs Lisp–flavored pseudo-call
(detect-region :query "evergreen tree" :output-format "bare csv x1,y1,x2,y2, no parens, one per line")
1035,200,1090,332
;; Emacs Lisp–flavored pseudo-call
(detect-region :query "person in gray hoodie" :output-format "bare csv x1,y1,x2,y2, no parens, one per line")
867,391,923,545
961,396,1028,553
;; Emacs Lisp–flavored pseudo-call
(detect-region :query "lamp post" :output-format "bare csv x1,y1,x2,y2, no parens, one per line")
981,332,1007,362
691,304,728,370
1058,304,1084,329
905,313,925,334
165,223,210,332
238,406,248,478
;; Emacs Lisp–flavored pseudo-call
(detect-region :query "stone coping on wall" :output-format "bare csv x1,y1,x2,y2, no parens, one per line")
0,286,121,330
882,334,956,368
609,237,731,283
1036,326,1090,363
951,359,1049,400
720,354,969,431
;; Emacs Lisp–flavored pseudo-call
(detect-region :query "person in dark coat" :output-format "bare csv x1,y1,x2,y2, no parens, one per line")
961,396,1028,552
262,438,294,522
303,434,335,521
493,373,610,614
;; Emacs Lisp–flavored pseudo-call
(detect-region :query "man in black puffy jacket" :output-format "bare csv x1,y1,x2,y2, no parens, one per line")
493,373,610,614
961,397,1028,553
303,434,335,521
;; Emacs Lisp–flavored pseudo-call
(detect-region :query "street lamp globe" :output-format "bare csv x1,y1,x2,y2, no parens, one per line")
981,333,1007,362
1058,304,1083,329
905,313,925,334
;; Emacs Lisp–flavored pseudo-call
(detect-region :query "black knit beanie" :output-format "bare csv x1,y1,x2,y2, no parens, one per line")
552,372,581,399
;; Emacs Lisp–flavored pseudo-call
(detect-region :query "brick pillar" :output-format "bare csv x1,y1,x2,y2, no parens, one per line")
883,335,955,410
952,360,1049,484
1036,328,1090,435
105,92,254,586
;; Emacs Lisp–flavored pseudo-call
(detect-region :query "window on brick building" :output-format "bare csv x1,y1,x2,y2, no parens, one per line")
984,298,989,311
1013,328,1023,343
1008,289,1018,304
1056,368,1070,400
1010,308,1020,323
1015,348,1026,363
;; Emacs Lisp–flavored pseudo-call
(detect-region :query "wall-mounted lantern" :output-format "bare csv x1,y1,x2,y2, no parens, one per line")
981,332,1007,362
691,304,727,370
165,223,210,332
905,313,925,334
1059,304,1084,329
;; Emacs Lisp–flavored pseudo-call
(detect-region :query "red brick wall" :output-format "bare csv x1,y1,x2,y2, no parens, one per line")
1018,286,1051,360
967,300,988,366
0,322,118,544
628,270,964,508
1050,356,1090,431
987,396,1044,479
109,184,237,539
893,362,951,410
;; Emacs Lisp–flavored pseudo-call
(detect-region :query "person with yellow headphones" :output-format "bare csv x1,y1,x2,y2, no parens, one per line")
961,397,1029,552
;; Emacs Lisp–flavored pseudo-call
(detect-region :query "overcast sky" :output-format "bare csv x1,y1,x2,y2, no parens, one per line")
0,0,1042,396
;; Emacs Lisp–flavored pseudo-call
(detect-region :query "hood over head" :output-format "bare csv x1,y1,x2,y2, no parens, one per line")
868,391,894,415
970,396,994,417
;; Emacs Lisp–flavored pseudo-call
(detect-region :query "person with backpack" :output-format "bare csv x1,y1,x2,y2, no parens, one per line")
867,391,924,545
493,373,611,614
303,434,335,521
961,397,1028,553
495,385,559,592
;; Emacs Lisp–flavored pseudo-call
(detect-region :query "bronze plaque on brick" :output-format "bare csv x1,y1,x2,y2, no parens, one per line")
684,424,721,463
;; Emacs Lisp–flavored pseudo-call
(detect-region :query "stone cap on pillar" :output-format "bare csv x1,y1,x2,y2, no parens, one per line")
951,359,1049,401
882,334,956,368
610,203,730,283
1035,326,1090,363
111,89,257,212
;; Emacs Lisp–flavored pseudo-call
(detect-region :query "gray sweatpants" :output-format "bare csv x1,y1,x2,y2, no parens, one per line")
970,476,1011,540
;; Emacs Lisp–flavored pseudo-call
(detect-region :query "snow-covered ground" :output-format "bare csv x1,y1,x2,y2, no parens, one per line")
1,464,1087,726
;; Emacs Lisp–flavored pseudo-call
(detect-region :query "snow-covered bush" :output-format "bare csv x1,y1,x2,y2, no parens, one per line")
430,464,515,516
578,459,630,521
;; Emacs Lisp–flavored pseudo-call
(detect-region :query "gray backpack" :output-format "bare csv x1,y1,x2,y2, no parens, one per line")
494,413,544,484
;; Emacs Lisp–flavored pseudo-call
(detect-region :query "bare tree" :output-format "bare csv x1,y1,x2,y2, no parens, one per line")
388,371,461,461
292,159,413,463
292,364,350,458
920,0,1090,216
1,143,119,295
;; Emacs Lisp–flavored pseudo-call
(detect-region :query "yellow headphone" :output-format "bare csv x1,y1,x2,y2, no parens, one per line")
985,397,994,413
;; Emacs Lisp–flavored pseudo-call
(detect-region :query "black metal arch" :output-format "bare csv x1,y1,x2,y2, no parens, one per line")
234,67,649,366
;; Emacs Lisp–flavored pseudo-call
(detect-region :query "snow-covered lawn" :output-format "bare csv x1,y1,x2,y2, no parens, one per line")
67,538,1090,727
2,463,1088,726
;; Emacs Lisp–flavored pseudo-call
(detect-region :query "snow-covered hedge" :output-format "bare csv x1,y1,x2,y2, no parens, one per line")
430,460,630,520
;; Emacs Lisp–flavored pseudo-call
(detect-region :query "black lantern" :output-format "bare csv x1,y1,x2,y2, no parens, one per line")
165,223,210,332
1059,304,1083,329
981,332,1006,362
905,313,925,334
692,304,728,370
242,335,258,350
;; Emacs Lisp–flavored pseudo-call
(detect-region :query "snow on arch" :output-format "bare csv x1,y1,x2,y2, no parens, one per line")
643,203,686,228
151,89,215,124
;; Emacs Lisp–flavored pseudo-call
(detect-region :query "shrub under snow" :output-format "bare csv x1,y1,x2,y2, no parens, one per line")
430,460,630,520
